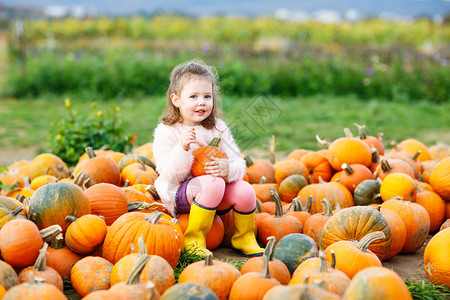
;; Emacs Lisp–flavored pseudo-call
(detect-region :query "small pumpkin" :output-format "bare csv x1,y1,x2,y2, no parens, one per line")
339,163,373,193
0,260,19,290
251,176,278,203
354,123,385,156
191,138,228,177
0,196,26,230
325,231,384,279
274,160,308,186
65,214,108,254
228,255,280,300
392,138,432,162
342,266,413,299
257,188,303,246
272,233,318,275
374,158,415,180
29,153,69,180
283,196,312,226
300,151,332,183
380,198,430,254
46,233,81,280
277,174,307,203
18,243,63,291
85,183,128,226
415,188,445,232
160,282,219,300
244,156,276,184
240,236,291,285
353,179,382,206
71,256,114,297
120,162,158,186
303,198,334,245
3,277,67,300
380,173,417,202
110,237,175,295
289,250,350,296
327,135,372,171
118,154,156,173
179,253,240,300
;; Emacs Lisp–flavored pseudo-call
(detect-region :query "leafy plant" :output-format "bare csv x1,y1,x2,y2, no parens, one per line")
405,278,450,300
47,99,135,166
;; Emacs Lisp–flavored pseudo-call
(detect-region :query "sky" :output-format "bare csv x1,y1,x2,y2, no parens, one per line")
1,0,449,18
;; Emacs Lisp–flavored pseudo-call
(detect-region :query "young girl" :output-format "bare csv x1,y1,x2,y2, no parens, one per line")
152,60,264,257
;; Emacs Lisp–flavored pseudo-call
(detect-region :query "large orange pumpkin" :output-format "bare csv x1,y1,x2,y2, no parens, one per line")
423,228,450,288
102,212,183,267
415,188,445,233
429,157,450,201
70,256,114,297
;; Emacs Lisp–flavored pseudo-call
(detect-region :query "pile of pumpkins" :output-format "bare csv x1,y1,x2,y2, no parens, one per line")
0,124,448,299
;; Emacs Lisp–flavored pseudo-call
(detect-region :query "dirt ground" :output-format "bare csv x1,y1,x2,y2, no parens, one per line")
0,146,431,286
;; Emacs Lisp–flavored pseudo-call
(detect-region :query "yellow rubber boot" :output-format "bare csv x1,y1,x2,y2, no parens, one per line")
231,210,264,257
183,201,216,257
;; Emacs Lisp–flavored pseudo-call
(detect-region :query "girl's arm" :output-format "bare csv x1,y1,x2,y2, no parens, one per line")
153,124,194,184
216,119,246,182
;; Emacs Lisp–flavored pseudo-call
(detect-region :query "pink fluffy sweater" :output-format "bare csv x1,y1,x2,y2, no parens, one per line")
152,119,245,216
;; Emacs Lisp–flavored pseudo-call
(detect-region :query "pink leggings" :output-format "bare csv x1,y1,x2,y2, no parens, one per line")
185,175,256,213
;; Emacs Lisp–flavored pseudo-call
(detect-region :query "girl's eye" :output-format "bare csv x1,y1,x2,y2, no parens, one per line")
205,95,212,99
190,95,197,99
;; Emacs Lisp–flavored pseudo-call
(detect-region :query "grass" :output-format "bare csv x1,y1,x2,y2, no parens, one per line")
405,278,450,300
0,94,450,162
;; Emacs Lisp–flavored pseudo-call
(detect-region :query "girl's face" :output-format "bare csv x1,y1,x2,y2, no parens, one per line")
171,77,214,126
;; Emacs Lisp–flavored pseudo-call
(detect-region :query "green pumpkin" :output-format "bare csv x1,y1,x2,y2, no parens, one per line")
0,196,26,230
161,282,219,300
28,182,90,232
353,179,382,206
272,233,318,275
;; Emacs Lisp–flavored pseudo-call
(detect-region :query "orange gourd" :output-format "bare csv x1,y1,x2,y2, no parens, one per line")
70,256,114,297
415,188,445,232
191,138,227,177
327,135,372,171
65,214,108,254
245,156,276,184
300,151,332,183
429,157,450,201
325,231,384,279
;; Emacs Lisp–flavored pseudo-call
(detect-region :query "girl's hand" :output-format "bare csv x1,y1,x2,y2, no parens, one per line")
181,127,196,151
204,156,230,178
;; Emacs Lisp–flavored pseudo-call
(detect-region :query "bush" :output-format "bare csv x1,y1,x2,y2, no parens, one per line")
48,99,134,166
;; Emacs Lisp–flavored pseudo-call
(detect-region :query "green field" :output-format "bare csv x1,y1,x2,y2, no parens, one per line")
1,95,449,162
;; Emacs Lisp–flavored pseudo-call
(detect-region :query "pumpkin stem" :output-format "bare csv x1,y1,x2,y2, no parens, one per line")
318,250,328,273
44,166,50,175
145,185,160,200
123,179,129,187
372,193,382,202
318,176,326,184
259,176,267,184
209,137,221,147
380,158,392,173
32,277,47,285
304,196,312,212
321,199,333,217
85,146,97,158
244,155,254,168
33,243,49,272
204,253,214,266
126,254,151,285
137,237,148,256
371,146,379,163
343,128,353,138
11,205,24,216
269,188,284,218
264,236,276,261
412,150,422,161
15,194,25,203
21,175,31,189
341,163,354,175
40,225,63,243
138,159,147,171
330,250,336,269
65,215,77,223
50,233,65,250
260,254,271,279
315,135,331,147
376,133,384,141
127,201,165,212
255,200,262,213
354,123,367,140
307,176,314,184
355,231,386,252
146,212,163,224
